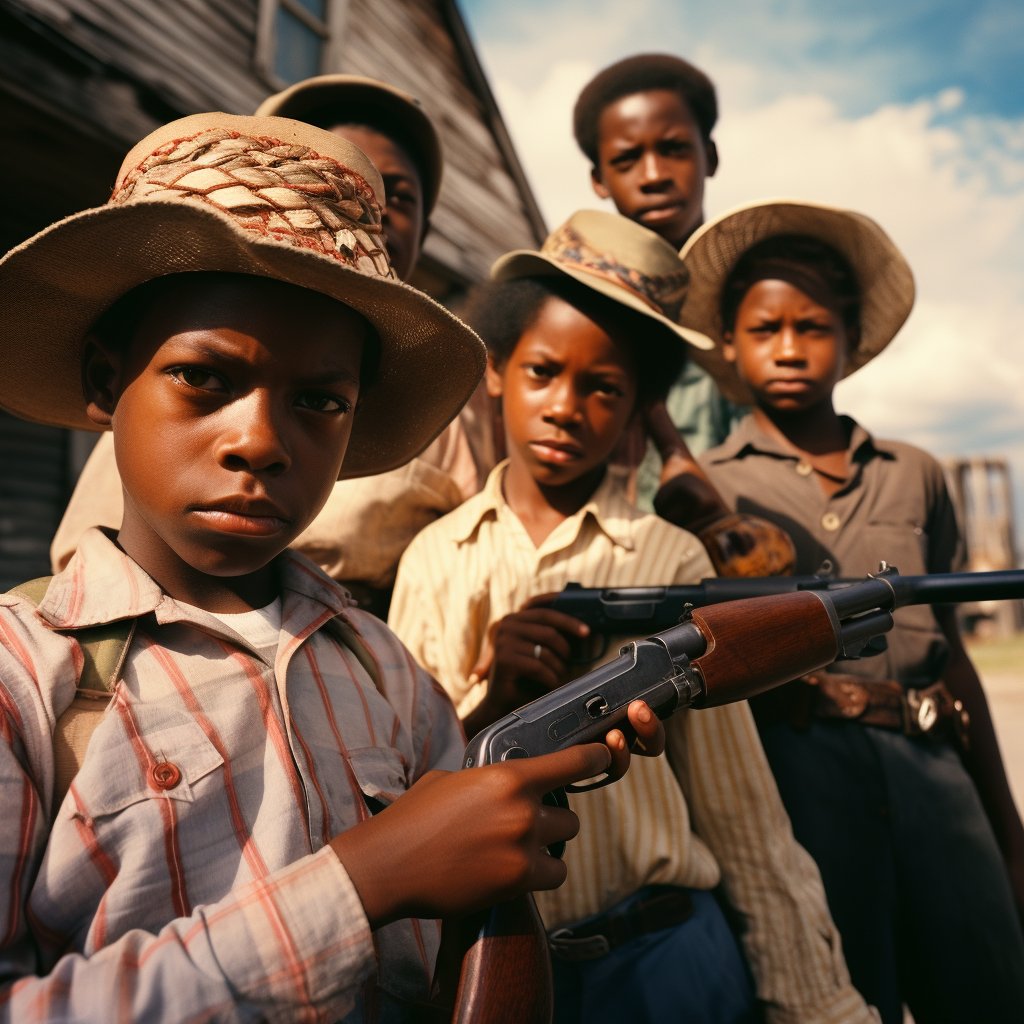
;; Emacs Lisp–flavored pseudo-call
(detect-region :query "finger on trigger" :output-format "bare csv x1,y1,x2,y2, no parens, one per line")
521,743,611,793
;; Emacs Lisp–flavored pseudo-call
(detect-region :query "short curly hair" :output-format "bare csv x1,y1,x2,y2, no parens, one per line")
573,54,717,166
463,275,686,406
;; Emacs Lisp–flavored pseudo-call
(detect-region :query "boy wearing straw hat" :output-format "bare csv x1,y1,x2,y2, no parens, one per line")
686,199,1024,1023
51,76,484,616
390,209,877,1024
0,114,665,1021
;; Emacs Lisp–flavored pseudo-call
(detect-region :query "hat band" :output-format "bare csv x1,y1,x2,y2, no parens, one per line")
112,128,395,280
541,223,688,322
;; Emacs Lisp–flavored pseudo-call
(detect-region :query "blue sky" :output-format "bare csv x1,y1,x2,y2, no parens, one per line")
459,0,1024,545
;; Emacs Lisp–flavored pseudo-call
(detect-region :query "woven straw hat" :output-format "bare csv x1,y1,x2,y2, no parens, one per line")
491,209,714,351
0,113,484,479
679,199,915,404
255,75,443,215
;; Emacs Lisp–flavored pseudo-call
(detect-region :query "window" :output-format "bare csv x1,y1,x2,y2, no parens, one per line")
256,0,348,88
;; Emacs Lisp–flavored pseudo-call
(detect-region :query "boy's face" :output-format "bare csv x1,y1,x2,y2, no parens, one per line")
83,275,367,581
724,279,849,413
330,124,425,282
591,89,718,251
485,294,638,488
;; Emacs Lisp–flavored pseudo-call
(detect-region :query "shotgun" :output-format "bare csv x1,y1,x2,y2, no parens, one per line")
438,565,1024,1023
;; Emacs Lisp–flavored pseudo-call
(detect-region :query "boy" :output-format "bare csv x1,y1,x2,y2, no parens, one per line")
51,76,483,614
687,199,1024,1023
0,113,662,1020
573,54,740,508
390,209,877,1024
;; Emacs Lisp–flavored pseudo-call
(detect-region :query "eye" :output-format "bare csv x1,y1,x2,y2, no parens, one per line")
525,363,555,380
169,366,227,392
294,391,351,414
596,381,625,397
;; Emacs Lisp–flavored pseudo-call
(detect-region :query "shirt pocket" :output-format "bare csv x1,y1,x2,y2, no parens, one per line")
346,746,410,807
69,699,225,818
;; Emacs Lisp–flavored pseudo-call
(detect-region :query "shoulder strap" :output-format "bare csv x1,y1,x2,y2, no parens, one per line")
7,576,136,811
332,618,382,689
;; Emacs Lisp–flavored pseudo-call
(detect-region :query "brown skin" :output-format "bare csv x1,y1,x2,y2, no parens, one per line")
725,276,1024,923
330,124,426,282
464,297,670,756
591,89,718,252
83,272,659,928
591,87,726,504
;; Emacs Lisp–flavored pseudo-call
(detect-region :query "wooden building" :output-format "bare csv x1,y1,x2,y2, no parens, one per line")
0,0,545,588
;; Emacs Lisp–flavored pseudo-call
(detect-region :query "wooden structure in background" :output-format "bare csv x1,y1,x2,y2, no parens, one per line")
0,0,544,588
944,457,1024,636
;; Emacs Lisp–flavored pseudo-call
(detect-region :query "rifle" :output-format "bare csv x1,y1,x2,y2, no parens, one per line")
438,566,1024,1023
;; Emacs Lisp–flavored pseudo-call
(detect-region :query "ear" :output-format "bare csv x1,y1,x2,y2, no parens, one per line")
485,354,504,399
721,331,737,364
81,334,121,427
704,139,719,178
590,166,611,201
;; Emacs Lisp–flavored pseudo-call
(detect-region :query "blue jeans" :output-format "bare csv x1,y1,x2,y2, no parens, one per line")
551,887,760,1024
760,720,1024,1024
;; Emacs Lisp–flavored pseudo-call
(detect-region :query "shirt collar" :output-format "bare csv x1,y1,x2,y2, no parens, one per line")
36,527,353,631
706,413,889,466
451,461,635,552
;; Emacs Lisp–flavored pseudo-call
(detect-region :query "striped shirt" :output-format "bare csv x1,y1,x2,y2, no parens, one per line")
0,527,464,1022
390,463,875,1024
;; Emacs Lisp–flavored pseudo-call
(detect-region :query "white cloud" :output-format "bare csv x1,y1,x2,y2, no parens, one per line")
488,55,1024,528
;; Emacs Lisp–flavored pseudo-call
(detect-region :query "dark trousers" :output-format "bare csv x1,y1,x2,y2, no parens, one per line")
551,887,760,1024
759,719,1024,1024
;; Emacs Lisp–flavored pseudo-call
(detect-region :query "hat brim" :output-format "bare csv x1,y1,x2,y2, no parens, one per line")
679,199,915,404
0,199,484,479
491,250,714,351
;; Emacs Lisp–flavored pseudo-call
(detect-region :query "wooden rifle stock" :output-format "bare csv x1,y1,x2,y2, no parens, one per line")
690,590,839,707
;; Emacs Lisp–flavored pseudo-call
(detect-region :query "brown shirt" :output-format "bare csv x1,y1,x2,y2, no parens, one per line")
700,414,963,687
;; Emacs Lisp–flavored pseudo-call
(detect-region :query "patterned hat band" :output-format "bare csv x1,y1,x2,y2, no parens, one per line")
112,128,395,280
541,223,688,323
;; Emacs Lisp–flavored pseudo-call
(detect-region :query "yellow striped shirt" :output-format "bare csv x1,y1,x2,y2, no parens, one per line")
390,463,874,1023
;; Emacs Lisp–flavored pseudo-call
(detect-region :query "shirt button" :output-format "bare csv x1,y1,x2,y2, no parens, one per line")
150,761,182,791
821,512,841,531
796,460,813,476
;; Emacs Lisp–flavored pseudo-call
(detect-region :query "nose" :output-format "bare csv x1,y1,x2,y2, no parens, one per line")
541,375,583,428
215,390,290,476
773,324,806,364
638,151,672,190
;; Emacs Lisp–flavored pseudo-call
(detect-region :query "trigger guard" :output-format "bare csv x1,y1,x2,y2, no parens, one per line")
564,772,613,794
542,787,571,859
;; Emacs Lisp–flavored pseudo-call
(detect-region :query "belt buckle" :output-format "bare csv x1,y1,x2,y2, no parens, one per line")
547,927,611,962
906,688,939,735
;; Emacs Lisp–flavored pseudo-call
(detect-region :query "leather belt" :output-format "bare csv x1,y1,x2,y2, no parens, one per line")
547,886,695,962
752,674,970,748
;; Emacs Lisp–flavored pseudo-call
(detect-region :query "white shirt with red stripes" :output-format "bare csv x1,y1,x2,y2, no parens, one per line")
0,527,464,1022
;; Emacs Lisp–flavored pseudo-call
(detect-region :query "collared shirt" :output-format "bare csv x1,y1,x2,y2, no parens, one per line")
390,463,874,1024
50,411,483,588
0,528,464,1022
700,415,963,686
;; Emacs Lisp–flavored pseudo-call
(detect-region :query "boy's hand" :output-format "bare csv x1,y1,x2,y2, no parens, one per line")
329,744,609,928
465,593,589,732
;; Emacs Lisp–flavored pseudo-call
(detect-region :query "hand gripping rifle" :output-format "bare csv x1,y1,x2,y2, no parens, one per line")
436,566,1024,1024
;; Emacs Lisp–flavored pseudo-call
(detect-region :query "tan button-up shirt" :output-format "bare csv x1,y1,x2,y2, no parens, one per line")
0,528,464,1022
390,463,874,1024
700,415,963,686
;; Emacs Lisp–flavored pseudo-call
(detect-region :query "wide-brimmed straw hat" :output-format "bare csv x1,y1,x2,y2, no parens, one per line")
679,199,915,404
491,209,714,351
0,113,484,479
255,75,443,215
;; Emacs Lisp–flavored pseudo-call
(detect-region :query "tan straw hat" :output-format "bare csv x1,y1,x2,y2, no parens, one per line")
679,199,915,404
0,112,484,479
255,75,443,215
491,209,714,350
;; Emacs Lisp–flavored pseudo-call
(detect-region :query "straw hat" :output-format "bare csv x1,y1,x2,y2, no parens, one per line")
491,209,714,350
679,199,915,404
255,75,443,215
0,112,484,479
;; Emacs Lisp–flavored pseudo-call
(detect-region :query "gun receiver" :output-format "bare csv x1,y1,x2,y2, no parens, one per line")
465,566,1024,773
